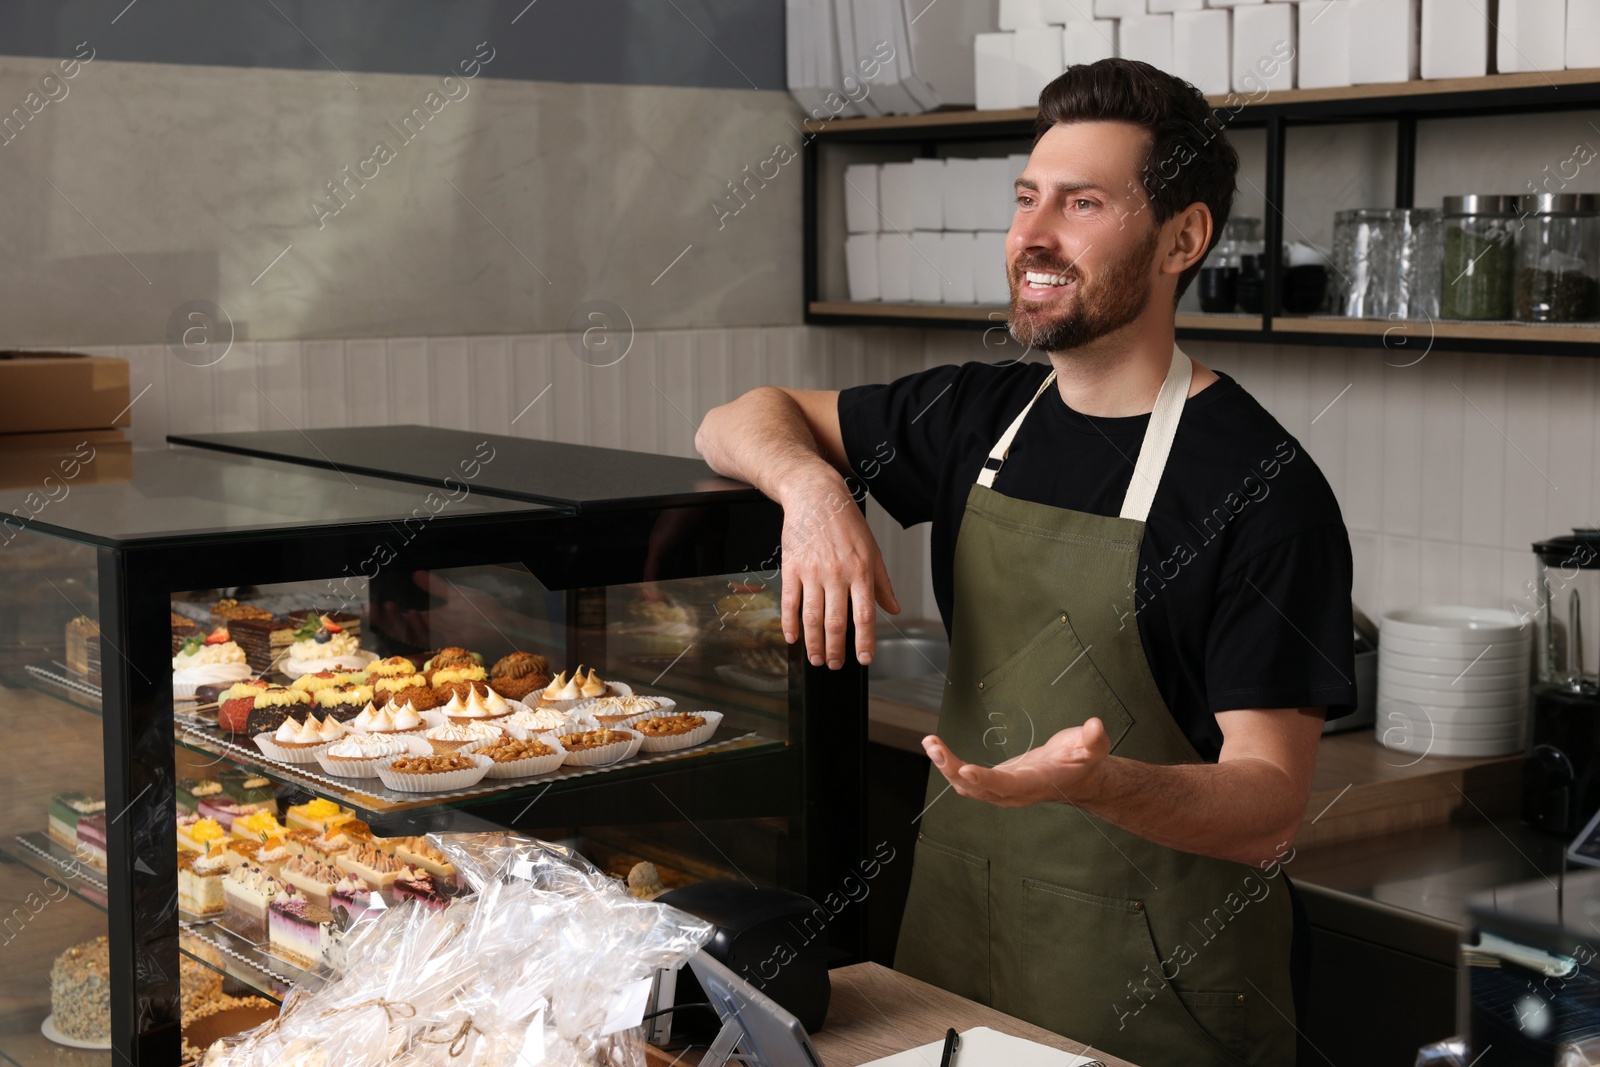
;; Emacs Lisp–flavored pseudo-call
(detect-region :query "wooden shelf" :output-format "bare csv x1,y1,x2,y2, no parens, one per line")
806,302,1600,354
803,68,1600,139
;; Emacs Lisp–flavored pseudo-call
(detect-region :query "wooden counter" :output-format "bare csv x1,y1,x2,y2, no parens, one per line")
645,962,1136,1066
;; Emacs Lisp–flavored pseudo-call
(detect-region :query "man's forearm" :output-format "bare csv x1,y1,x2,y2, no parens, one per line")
1070,756,1305,867
697,387,843,505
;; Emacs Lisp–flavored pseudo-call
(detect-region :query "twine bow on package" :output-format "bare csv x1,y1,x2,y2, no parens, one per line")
201,834,713,1067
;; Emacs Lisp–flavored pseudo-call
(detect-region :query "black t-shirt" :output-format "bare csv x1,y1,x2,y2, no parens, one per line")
838,359,1357,762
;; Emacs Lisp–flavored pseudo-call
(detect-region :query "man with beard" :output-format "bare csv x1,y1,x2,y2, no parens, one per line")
695,58,1353,1066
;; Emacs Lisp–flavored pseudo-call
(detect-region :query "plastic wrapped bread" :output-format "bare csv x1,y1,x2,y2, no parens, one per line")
201,833,713,1067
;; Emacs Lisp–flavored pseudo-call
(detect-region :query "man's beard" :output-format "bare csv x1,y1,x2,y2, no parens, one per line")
1007,226,1161,353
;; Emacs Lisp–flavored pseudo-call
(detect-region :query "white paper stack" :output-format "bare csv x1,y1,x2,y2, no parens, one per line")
1420,0,1488,77
1064,19,1121,62
974,32,1017,109
940,233,978,303
910,231,944,301
1000,0,1051,26
1232,5,1295,90
845,233,880,299
942,159,978,231
878,162,916,233
1014,27,1067,107
1349,0,1418,82
1571,0,1600,67
1495,0,1566,71
1297,1,1352,87
1041,0,1101,19
1120,14,1175,68
786,0,1004,118
973,232,1011,304
844,163,882,233
1173,10,1232,93
910,159,945,230
877,233,913,301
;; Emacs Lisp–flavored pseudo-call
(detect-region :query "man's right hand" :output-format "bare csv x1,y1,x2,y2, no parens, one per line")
778,472,900,669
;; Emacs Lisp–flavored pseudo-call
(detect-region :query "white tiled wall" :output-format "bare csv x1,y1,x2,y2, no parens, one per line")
92,328,1599,628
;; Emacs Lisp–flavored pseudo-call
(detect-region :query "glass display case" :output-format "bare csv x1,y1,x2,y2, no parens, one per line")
0,437,865,1067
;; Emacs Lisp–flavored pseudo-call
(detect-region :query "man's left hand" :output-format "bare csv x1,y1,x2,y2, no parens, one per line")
922,718,1112,808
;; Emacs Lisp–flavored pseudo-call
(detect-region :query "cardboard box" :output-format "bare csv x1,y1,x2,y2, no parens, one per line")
1014,27,1066,107
939,233,978,304
1064,19,1120,63
0,429,132,491
911,159,946,231
1495,0,1565,72
877,233,913,302
1121,14,1175,69
845,233,880,301
910,231,945,302
843,164,881,233
1174,10,1233,94
1233,4,1297,90
1350,0,1419,82
1570,0,1600,67
0,352,131,435
973,231,1012,304
974,33,1017,111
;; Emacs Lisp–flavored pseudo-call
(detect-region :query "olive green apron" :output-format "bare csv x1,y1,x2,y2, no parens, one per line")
894,347,1296,1067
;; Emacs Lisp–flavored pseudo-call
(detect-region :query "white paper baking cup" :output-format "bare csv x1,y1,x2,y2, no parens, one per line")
574,694,677,725
481,734,568,778
630,710,723,753
315,735,433,778
280,649,378,679
376,752,493,792
253,731,342,764
553,726,643,767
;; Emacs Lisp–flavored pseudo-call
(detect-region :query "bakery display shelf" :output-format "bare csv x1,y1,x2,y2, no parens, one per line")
4,833,109,910
19,664,101,717
178,920,319,1006
174,725,781,818
0,1026,111,1067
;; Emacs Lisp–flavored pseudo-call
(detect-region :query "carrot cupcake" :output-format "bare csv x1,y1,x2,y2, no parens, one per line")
371,673,442,711
430,663,489,703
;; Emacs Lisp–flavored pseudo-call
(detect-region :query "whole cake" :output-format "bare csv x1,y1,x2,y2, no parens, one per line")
51,936,111,1044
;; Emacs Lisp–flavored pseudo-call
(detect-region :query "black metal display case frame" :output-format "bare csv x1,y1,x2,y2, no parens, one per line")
3,439,866,1067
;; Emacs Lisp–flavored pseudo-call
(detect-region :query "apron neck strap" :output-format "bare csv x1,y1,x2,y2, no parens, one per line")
975,346,1194,525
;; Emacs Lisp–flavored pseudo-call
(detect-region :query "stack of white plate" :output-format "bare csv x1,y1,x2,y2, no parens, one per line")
1375,606,1532,759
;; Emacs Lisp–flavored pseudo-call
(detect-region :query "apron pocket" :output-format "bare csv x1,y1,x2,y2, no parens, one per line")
978,609,1134,756
895,833,990,1006
1021,878,1253,1067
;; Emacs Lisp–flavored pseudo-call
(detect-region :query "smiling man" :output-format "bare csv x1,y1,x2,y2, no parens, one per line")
696,59,1354,1066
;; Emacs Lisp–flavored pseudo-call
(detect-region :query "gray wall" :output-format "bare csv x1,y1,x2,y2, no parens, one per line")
0,0,785,90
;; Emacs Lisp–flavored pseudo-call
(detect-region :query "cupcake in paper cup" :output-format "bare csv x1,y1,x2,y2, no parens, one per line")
421,718,503,754
253,714,347,763
475,733,568,778
498,702,590,739
630,710,723,753
376,751,492,793
315,733,431,778
553,725,643,767
440,686,515,724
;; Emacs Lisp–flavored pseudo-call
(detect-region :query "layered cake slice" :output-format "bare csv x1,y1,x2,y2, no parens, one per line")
176,815,226,855
333,842,409,890
48,793,104,849
219,769,276,804
284,798,355,834
268,890,340,968
177,849,229,916
196,796,272,832
76,813,107,871
231,811,288,842
176,778,222,816
222,864,282,941
390,866,452,913
389,836,456,883
279,855,340,909
330,875,381,924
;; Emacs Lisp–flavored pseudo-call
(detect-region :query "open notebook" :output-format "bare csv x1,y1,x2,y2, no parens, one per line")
860,1026,1107,1067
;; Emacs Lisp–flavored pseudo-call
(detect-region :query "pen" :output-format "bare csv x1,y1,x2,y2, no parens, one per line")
939,1027,960,1067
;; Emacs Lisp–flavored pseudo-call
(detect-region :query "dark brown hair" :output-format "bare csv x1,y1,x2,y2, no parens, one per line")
1034,58,1238,300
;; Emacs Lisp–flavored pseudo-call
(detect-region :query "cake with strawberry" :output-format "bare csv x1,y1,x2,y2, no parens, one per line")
172,628,252,699
283,616,369,675
218,683,309,735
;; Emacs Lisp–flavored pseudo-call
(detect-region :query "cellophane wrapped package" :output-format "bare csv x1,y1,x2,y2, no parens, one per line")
200,833,713,1067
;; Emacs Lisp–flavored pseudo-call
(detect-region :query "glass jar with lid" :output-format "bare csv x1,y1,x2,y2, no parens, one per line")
1513,193,1600,323
1440,195,1518,320
1197,216,1261,313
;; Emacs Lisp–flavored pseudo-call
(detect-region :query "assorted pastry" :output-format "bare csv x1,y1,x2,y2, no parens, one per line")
487,651,551,699
634,712,709,737
349,701,426,733
172,627,253,697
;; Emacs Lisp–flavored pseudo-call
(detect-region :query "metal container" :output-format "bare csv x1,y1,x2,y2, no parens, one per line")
1440,194,1518,320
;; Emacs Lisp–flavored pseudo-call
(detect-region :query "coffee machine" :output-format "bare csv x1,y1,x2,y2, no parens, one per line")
1522,530,1600,834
